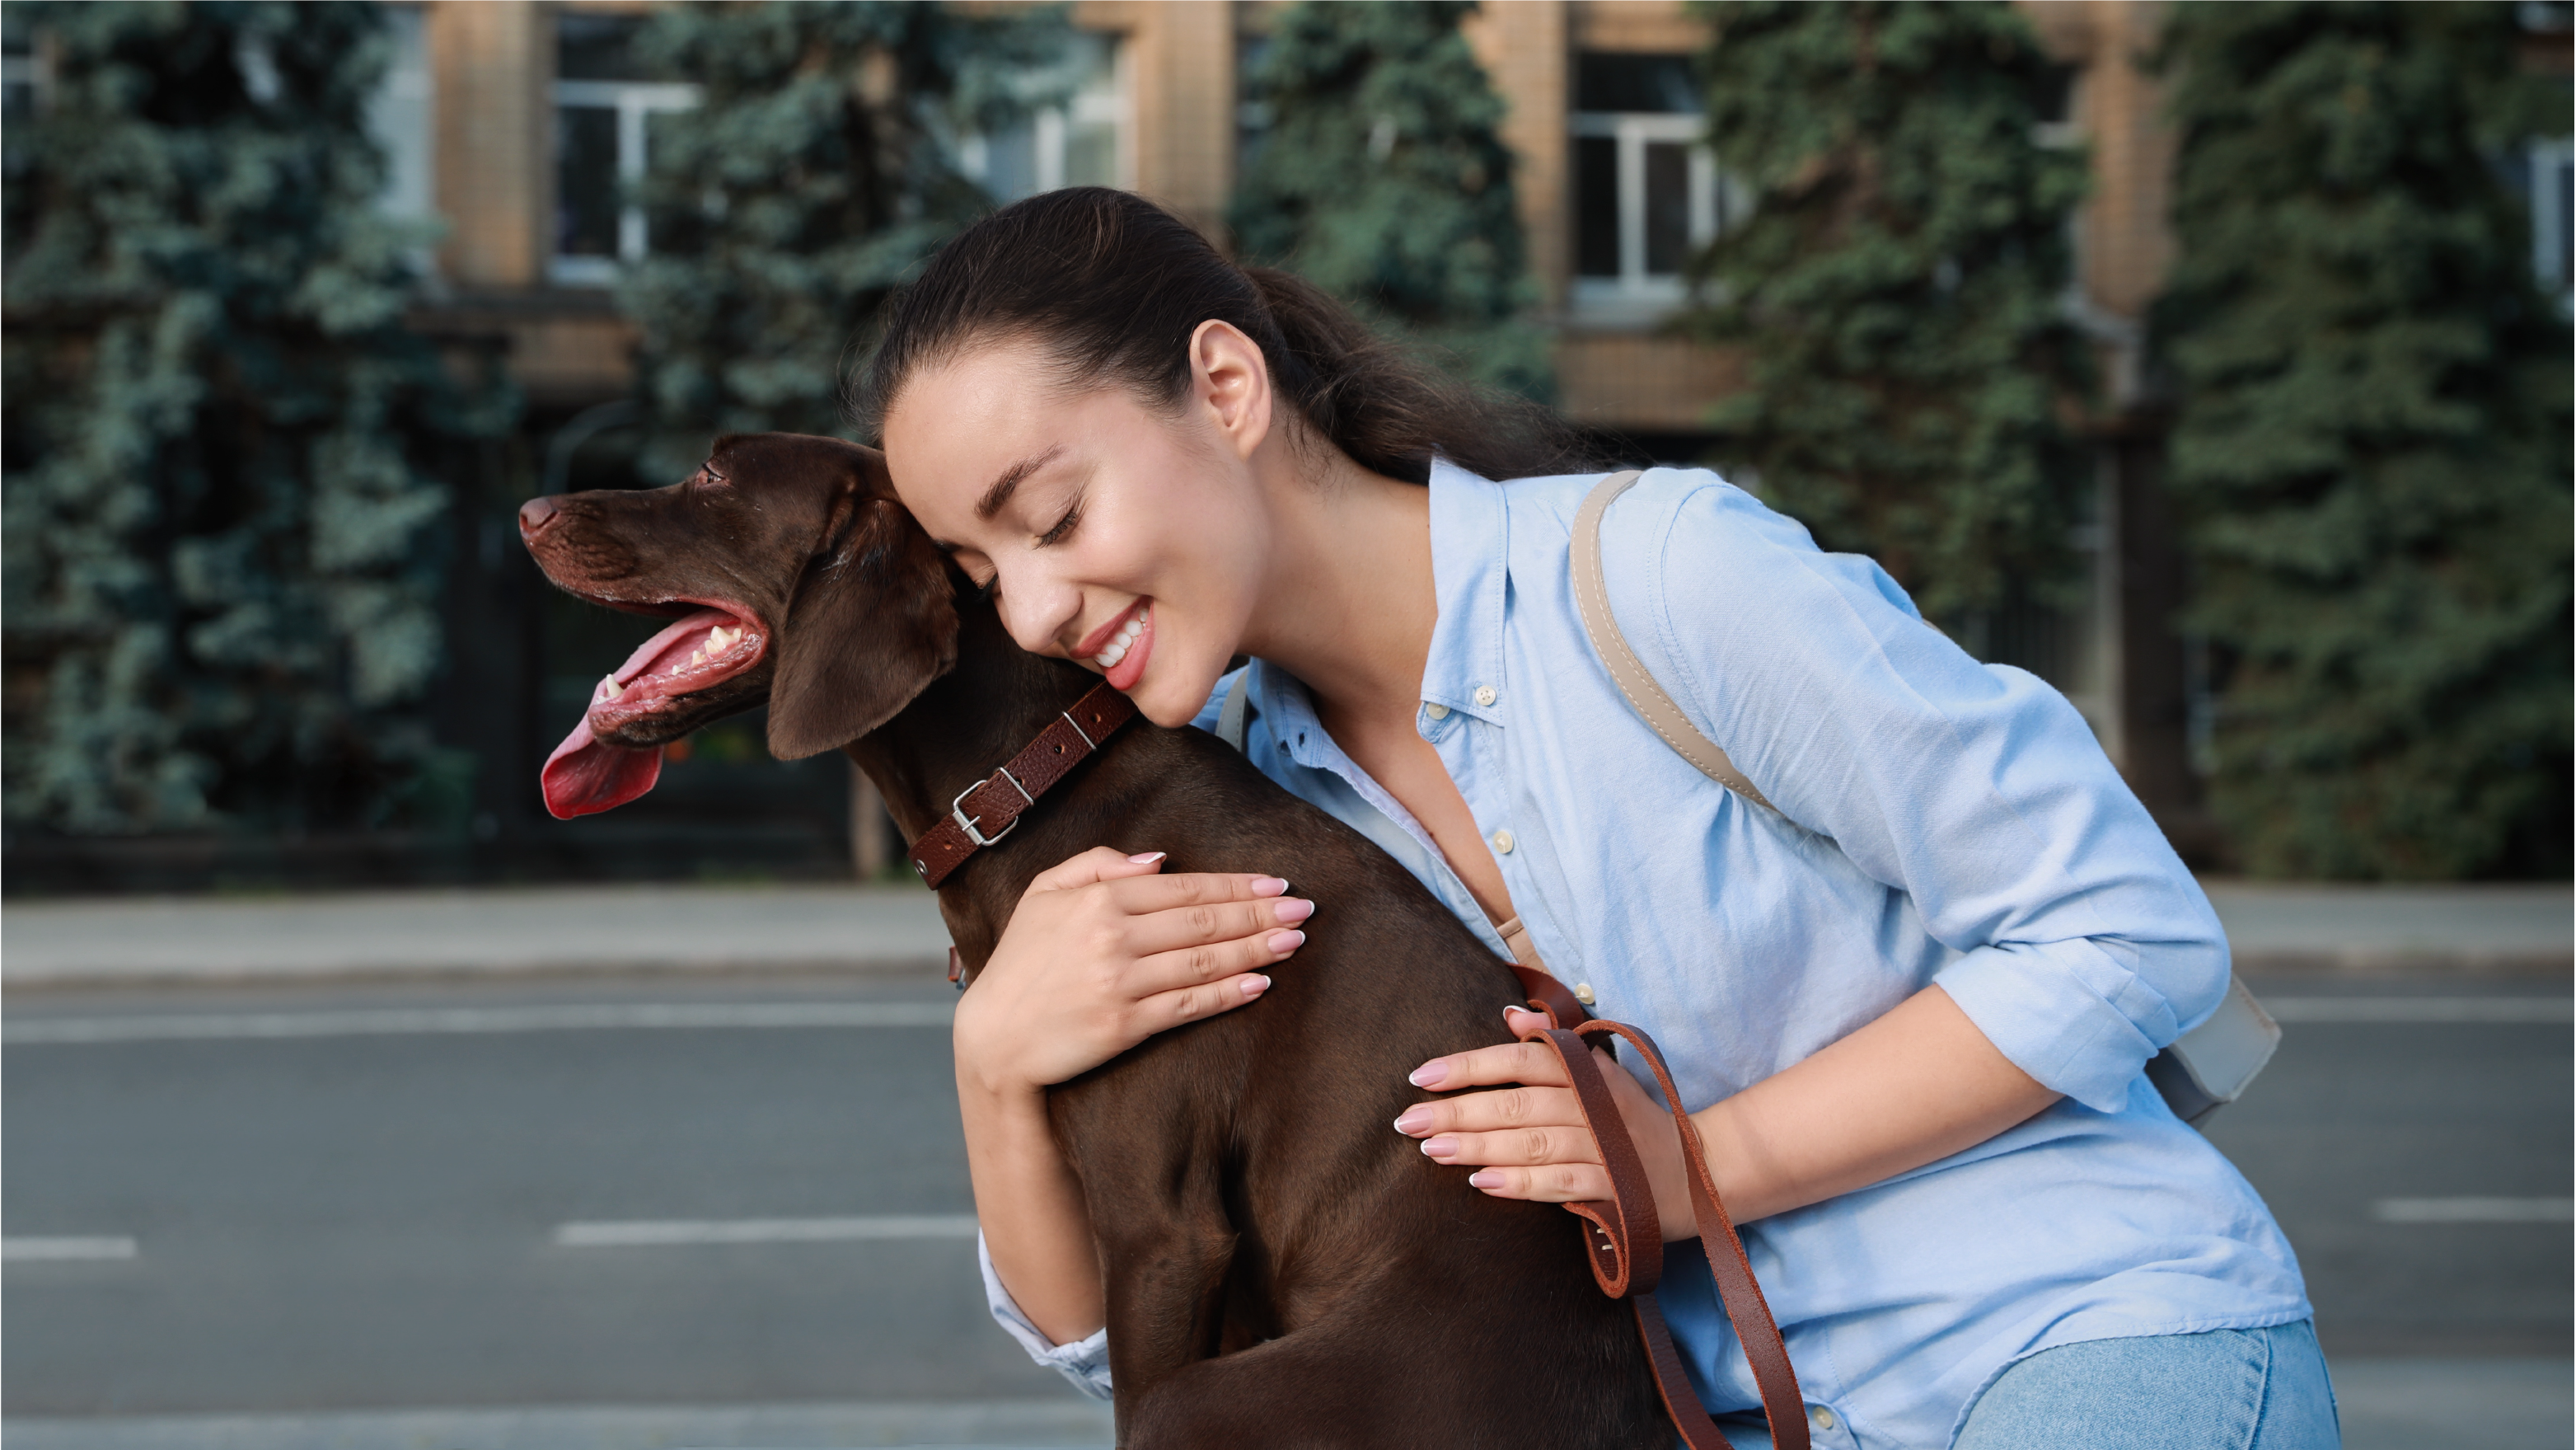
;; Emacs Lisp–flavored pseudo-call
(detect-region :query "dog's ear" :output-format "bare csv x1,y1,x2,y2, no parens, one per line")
766,452,958,761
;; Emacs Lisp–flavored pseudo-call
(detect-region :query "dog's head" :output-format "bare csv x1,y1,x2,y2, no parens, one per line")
519,433,958,819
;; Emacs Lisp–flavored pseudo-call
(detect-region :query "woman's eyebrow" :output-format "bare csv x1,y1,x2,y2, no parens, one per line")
973,444,1066,523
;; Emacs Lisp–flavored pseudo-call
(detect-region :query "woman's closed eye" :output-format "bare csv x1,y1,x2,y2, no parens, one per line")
1035,498,1083,548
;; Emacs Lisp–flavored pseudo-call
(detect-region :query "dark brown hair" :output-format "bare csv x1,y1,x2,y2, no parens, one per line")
850,188,1597,486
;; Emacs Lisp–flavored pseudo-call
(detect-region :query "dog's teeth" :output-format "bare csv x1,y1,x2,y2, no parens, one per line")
690,650,705,665
599,677,623,701
670,664,685,676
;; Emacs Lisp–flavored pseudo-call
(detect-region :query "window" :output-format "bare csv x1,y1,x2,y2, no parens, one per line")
1570,53,1740,325
958,32,1131,203
2,14,40,124
367,7,434,228
2526,137,2572,307
550,14,698,287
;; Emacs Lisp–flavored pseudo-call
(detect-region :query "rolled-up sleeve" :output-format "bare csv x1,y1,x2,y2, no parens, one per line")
978,1232,1113,1401
1615,474,2230,1112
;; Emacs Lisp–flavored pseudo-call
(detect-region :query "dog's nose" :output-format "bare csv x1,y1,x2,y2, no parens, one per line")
518,496,560,538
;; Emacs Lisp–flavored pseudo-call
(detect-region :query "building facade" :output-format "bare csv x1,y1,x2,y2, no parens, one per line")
139,0,2564,880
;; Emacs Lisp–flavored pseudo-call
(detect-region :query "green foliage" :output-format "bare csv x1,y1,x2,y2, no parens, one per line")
1679,1,2091,617
2,1,514,836
621,0,1067,478
2155,2,2572,879
1229,0,1550,399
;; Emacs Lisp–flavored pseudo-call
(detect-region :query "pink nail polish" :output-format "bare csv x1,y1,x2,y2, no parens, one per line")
1392,1107,1432,1135
1241,974,1271,997
1421,1135,1457,1160
1127,852,1165,864
1266,929,1305,954
1249,875,1289,896
1275,897,1315,924
1407,1062,1447,1089
1468,1171,1503,1190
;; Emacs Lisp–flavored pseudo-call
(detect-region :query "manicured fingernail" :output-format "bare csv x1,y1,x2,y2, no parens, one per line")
1265,929,1305,954
1127,852,1165,864
1275,897,1315,924
1468,1171,1503,1190
1393,1106,1433,1135
1421,1135,1458,1161
1407,1061,1448,1089
1240,974,1270,997
1249,875,1289,896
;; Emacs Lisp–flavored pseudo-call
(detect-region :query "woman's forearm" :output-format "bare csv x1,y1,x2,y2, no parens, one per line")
1687,983,2060,1227
961,1077,1105,1345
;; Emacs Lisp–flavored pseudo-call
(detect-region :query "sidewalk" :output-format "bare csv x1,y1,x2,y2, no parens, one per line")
3,878,2562,990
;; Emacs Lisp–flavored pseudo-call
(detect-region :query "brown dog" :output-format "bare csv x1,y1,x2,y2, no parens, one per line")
520,432,1670,1447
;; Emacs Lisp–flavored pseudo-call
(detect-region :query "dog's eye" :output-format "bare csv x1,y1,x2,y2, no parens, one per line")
694,463,729,490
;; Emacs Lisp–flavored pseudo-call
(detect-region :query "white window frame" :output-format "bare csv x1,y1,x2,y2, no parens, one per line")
368,5,435,249
958,33,1134,199
1569,111,1731,326
549,77,700,287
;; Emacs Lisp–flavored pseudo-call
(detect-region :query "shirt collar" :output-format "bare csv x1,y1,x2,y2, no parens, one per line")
1423,458,1509,725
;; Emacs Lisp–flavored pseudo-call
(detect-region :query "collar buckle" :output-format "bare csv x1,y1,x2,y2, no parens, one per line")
950,767,1033,848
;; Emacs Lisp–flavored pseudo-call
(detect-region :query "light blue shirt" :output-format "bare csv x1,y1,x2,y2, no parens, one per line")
983,462,2309,1446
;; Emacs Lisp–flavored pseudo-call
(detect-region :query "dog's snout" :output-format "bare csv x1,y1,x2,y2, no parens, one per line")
518,496,560,538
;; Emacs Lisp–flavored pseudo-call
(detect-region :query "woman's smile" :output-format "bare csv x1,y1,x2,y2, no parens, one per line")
1078,601,1154,689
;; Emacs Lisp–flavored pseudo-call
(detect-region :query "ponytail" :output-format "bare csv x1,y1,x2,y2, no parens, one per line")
852,189,1596,486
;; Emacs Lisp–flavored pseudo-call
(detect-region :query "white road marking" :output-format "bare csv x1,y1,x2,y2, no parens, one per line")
2372,1197,2574,1223
2,1236,138,1262
2261,997,2571,1024
553,1215,978,1247
2,1001,954,1045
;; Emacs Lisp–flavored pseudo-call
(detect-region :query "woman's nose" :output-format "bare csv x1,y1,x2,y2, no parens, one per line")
518,496,560,538
995,569,1080,657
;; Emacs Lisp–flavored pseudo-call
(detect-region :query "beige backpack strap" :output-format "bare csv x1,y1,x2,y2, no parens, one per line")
1571,470,1777,814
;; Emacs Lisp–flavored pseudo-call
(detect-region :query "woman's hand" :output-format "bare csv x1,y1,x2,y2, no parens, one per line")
1393,1005,1699,1243
952,846,1314,1100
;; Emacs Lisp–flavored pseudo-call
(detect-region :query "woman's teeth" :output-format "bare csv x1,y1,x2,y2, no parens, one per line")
1093,612,1146,669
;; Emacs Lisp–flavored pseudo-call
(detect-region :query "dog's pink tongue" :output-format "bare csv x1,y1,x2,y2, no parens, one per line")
541,715,662,819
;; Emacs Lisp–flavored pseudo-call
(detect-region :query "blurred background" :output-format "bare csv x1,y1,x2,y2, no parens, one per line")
2,2,2568,1448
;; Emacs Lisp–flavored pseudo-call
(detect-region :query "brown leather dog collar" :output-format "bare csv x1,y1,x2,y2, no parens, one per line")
909,681,1139,889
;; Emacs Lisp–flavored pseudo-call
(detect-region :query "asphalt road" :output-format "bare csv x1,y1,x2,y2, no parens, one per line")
5,970,2568,1442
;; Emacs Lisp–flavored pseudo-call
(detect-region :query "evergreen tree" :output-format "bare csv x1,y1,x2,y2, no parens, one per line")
1679,2,2091,618
1229,0,1550,399
1,2,513,836
2154,3,2571,879
621,0,1066,478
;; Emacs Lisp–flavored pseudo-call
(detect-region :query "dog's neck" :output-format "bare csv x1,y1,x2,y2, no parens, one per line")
845,590,1109,850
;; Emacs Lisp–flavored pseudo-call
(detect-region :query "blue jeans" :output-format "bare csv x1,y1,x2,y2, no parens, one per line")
1956,1321,2339,1450
1709,1321,2339,1449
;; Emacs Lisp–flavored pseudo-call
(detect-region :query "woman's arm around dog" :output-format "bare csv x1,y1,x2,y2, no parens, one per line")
955,846,1314,1345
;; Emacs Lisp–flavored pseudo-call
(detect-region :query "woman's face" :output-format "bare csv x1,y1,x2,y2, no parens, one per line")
880,331,1273,729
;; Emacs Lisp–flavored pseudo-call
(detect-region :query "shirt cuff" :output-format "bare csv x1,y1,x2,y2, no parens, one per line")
978,1232,1113,1401
1934,936,2215,1114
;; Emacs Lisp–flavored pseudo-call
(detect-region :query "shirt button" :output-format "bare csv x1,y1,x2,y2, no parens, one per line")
1809,1405,1838,1432
1423,702,1450,720
1573,983,1596,1006
1491,829,1515,855
1473,685,1497,707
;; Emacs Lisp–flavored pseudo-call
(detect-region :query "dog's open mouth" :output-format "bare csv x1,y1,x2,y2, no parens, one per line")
540,604,768,819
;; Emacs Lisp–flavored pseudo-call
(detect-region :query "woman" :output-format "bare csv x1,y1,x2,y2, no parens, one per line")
857,189,2331,1448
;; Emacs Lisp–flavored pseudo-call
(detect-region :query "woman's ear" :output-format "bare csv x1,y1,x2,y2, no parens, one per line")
766,476,960,761
1192,319,1273,461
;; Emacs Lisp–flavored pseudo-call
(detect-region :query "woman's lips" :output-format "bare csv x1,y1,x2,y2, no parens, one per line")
1102,605,1152,692
1074,600,1144,661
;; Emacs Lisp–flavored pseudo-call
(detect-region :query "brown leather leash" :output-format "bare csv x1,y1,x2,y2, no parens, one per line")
911,684,1801,1444
909,681,1137,889
1510,966,1810,1450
